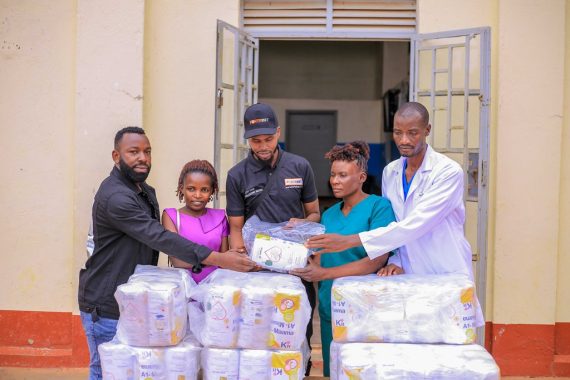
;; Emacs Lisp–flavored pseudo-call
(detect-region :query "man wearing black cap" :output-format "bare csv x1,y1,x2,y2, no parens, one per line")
225,102,320,373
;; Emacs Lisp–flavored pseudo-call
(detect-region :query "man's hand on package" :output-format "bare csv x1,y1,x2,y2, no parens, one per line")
305,233,361,253
235,246,263,271
377,264,404,276
290,256,329,282
204,249,256,272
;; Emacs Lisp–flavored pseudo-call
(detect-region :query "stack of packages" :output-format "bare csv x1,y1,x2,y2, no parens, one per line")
98,265,202,379
188,269,311,380
98,217,320,380
329,274,500,379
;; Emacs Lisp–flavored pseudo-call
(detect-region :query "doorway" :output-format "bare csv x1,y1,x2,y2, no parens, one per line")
258,40,409,209
213,19,491,352
286,110,337,197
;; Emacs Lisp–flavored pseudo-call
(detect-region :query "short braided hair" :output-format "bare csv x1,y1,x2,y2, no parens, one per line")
176,160,219,202
325,141,370,172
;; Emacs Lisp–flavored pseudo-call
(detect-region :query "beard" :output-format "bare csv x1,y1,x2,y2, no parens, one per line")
252,146,279,165
397,142,426,158
119,158,151,183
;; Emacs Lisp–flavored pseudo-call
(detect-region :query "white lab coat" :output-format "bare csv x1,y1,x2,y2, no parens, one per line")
359,145,484,325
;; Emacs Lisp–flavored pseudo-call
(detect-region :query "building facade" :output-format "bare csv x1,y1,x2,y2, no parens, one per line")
1,0,569,376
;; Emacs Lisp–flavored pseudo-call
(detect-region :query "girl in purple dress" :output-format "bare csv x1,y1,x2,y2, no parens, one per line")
162,160,229,283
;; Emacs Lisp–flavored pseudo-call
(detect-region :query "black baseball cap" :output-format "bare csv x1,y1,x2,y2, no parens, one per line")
243,103,278,139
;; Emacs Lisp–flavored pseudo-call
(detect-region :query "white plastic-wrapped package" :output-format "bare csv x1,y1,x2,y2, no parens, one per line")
331,343,376,380
238,280,274,348
99,337,202,380
269,286,307,350
242,215,324,272
238,349,305,380
99,341,138,380
201,348,240,380
132,265,196,298
239,349,272,380
202,283,242,347
136,347,166,379
330,342,500,380
331,274,479,344
115,279,188,347
250,234,311,272
188,270,311,350
164,336,202,380
188,270,245,348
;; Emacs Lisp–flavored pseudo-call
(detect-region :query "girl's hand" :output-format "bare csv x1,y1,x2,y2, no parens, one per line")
290,256,328,282
377,264,404,276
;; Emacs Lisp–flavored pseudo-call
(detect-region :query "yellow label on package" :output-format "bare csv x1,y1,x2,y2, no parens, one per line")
271,351,303,380
251,234,310,271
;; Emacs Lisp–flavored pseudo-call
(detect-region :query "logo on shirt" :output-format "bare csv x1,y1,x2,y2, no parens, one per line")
245,186,264,199
284,178,303,189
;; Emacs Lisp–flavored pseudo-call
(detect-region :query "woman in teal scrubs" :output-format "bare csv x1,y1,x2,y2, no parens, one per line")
291,141,396,376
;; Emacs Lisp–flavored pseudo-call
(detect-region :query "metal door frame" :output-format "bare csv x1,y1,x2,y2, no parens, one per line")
410,27,491,344
214,20,259,207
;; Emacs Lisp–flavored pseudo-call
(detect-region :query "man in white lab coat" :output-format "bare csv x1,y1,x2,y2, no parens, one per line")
306,102,483,323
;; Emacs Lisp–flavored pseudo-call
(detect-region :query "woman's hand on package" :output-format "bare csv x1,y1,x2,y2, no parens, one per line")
290,256,329,282
305,233,361,253
377,264,404,276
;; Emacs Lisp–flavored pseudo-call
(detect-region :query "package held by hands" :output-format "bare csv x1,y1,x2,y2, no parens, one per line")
250,234,311,271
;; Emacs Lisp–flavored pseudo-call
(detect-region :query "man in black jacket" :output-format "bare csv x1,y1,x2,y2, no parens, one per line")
79,127,253,380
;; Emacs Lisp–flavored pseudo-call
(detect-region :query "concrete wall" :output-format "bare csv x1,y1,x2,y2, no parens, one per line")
73,0,146,314
0,0,146,312
144,0,238,205
0,0,77,312
144,0,239,266
494,0,565,325
0,0,239,367
381,42,409,94
259,41,383,101
557,0,570,324
260,98,384,144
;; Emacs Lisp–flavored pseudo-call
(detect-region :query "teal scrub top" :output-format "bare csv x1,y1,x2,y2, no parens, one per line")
318,194,396,321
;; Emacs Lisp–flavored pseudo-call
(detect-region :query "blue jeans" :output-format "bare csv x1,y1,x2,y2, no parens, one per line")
80,311,118,380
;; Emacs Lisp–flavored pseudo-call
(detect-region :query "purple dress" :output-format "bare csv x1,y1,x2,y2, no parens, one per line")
164,207,229,283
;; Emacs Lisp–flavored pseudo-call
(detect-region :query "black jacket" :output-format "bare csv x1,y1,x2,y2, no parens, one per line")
78,166,212,319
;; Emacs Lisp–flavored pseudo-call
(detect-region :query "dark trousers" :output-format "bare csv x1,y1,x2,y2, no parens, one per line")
301,278,317,375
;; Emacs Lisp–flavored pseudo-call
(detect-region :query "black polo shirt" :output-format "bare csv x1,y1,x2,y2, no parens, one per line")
226,147,318,223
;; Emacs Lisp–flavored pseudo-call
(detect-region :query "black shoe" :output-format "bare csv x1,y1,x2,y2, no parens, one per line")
305,358,312,376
